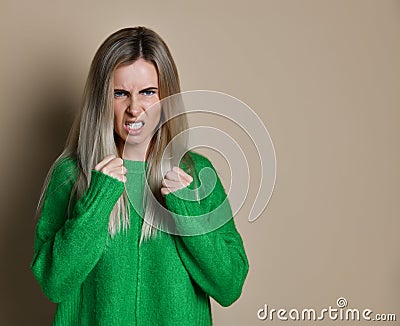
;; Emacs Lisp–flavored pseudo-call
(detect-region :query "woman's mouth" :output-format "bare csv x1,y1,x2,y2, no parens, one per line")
124,121,145,135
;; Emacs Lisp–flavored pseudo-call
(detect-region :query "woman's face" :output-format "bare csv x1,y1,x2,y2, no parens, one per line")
113,58,161,158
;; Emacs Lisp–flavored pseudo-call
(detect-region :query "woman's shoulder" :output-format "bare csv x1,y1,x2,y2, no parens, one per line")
185,150,224,191
54,155,78,172
50,155,79,185
186,150,215,170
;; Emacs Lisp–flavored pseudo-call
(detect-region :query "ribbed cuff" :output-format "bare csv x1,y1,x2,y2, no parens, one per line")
164,184,203,215
165,186,231,236
53,288,81,325
73,170,125,218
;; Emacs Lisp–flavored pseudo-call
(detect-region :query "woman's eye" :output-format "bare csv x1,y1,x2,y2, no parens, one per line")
141,90,156,96
114,90,128,98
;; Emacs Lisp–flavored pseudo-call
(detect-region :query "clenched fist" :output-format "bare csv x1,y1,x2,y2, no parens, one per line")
95,155,128,183
161,166,193,196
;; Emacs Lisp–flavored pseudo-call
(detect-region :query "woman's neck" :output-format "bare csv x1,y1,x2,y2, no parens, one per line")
117,142,148,162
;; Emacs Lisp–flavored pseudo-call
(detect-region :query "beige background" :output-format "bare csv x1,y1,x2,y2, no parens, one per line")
1,0,399,325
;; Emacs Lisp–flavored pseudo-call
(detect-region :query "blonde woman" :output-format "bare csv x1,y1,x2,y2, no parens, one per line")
30,26,249,325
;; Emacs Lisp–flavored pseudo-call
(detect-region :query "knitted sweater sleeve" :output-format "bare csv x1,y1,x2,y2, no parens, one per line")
30,157,125,303
164,153,249,307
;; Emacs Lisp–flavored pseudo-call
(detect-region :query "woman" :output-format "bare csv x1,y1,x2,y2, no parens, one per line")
30,26,249,325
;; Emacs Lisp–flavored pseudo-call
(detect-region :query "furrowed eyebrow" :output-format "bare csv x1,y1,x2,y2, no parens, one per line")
140,87,158,92
114,89,130,94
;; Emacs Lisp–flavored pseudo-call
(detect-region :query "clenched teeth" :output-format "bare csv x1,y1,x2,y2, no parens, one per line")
127,122,144,130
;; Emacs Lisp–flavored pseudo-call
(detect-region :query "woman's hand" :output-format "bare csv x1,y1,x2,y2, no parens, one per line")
161,166,193,196
95,155,128,183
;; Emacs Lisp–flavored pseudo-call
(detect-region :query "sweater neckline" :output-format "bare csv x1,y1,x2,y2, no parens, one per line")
123,159,147,164
123,159,147,172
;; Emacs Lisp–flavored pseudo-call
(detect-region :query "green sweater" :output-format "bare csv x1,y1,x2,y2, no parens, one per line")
30,151,249,325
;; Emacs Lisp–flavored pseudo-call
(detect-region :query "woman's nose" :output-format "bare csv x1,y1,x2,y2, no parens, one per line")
126,96,143,115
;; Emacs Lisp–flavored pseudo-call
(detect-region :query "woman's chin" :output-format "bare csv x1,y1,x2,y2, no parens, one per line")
125,137,143,146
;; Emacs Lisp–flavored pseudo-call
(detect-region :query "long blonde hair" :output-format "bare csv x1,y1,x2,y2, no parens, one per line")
36,26,197,243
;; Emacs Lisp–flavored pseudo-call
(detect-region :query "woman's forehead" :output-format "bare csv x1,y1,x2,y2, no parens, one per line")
114,59,158,88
